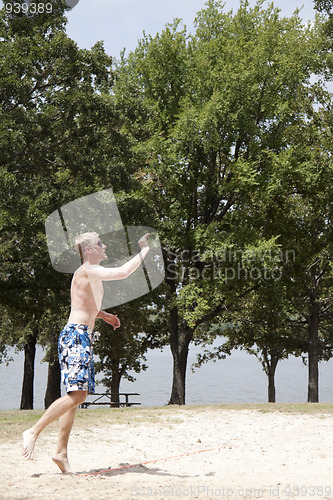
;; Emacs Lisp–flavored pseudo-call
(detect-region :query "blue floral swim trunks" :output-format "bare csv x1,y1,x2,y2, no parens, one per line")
58,323,100,394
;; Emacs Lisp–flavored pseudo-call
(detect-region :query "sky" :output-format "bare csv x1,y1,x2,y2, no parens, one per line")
65,0,317,59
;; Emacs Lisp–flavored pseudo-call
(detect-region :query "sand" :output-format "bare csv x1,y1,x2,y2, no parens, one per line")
1,405,333,500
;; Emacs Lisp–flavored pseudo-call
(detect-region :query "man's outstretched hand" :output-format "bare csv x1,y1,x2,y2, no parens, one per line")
138,233,150,249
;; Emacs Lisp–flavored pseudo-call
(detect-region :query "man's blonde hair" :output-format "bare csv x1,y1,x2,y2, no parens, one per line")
74,232,99,261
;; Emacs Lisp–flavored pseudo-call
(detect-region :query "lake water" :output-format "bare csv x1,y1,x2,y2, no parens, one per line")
1,343,333,410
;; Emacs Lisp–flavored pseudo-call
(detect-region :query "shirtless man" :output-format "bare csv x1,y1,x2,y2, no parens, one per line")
22,231,150,473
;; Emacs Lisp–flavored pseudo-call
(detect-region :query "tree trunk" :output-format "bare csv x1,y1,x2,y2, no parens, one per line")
308,293,320,403
168,307,193,405
267,351,279,403
110,366,121,407
44,349,61,409
20,331,38,410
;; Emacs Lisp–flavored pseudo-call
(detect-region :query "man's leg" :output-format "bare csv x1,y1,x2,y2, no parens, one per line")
22,390,87,461
52,405,78,473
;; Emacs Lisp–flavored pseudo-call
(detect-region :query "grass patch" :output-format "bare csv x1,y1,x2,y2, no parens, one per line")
1,402,333,445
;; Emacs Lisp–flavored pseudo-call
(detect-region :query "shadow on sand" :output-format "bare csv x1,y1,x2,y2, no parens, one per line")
77,462,200,478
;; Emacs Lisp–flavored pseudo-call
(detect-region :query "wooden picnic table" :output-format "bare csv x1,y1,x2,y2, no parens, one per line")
79,392,140,409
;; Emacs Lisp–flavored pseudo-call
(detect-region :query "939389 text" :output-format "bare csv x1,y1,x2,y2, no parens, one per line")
4,2,53,14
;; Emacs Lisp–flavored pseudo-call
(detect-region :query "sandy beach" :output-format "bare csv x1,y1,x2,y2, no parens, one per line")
1,404,333,500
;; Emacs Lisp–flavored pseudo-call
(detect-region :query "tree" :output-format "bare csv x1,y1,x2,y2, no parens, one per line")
114,0,324,404
0,0,121,408
195,99,333,403
195,278,307,403
281,103,333,402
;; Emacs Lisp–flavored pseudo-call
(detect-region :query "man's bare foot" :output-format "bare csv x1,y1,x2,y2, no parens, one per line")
52,453,73,474
22,429,38,460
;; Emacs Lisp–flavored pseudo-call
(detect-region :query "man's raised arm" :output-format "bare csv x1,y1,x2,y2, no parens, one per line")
86,233,150,281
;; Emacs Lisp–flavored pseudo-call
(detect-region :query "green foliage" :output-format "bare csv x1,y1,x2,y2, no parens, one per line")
0,1,122,396
1,0,332,406
114,0,332,402
314,0,333,15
